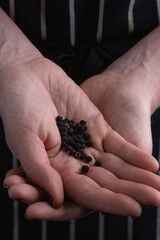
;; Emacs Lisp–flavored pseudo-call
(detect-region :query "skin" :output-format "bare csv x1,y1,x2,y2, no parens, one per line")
81,71,152,154
3,55,160,220
2,9,160,220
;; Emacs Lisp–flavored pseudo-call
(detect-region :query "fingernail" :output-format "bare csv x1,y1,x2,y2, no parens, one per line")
53,200,56,208
132,212,141,219
156,167,160,174
24,213,33,220
3,183,9,188
48,195,56,208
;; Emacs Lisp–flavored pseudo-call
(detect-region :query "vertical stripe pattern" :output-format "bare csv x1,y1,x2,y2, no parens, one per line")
70,220,76,240
128,0,136,33
97,0,105,42
40,0,47,40
156,137,160,240
41,221,47,240
12,155,19,240
69,0,75,46
98,213,104,240
13,201,19,240
157,0,160,24
127,217,133,240
156,186,160,240
9,0,15,20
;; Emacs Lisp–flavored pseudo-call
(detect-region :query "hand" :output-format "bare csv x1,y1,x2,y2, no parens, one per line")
80,26,160,154
4,167,93,221
1,9,160,220
2,55,160,221
80,68,153,154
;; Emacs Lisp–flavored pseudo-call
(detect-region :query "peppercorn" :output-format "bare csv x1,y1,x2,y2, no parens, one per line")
60,126,68,132
80,151,85,160
81,165,89,172
95,160,101,166
69,148,76,155
75,142,81,150
72,136,78,142
83,133,91,140
80,120,86,125
56,116,94,169
78,137,85,143
60,131,67,137
74,151,81,159
81,143,86,149
85,156,92,162
80,125,87,132
86,141,92,147
70,120,75,124
57,121,63,127
64,118,70,123
62,136,69,143
56,116,63,122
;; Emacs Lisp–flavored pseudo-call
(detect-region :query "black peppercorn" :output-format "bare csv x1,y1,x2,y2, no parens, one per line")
75,142,81,150
69,148,76,155
64,118,70,123
81,165,89,172
62,136,69,143
80,151,85,160
85,156,92,162
80,120,86,125
56,116,63,122
86,141,92,147
81,125,88,132
83,133,91,140
56,116,95,168
95,160,101,166
81,143,86,149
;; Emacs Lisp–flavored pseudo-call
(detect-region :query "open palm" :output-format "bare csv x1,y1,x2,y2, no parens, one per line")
2,57,160,220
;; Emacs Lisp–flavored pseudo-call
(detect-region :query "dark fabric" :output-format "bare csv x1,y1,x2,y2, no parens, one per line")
0,118,13,240
0,0,9,14
104,215,128,240
14,0,41,40
45,0,71,45
75,0,99,45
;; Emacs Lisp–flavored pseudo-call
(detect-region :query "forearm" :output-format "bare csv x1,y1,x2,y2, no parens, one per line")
0,8,41,68
103,26,160,113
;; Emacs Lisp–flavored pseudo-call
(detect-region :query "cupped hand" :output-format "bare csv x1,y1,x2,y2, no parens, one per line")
4,166,93,221
80,70,153,154
2,56,160,220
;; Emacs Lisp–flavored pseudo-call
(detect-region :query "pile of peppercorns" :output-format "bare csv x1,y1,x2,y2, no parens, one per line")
56,116,101,172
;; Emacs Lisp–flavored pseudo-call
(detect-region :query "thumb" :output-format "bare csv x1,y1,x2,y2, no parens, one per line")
5,129,64,208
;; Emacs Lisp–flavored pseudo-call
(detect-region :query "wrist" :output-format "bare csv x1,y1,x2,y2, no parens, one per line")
103,27,160,114
0,8,41,69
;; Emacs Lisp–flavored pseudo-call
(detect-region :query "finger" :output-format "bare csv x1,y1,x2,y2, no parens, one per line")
100,152,160,192
8,183,46,204
26,201,92,221
87,167,160,206
4,175,30,188
10,131,64,208
63,174,141,217
5,166,27,178
104,130,159,172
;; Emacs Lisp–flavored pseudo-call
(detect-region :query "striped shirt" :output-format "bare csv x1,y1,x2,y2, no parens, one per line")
0,1,160,240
